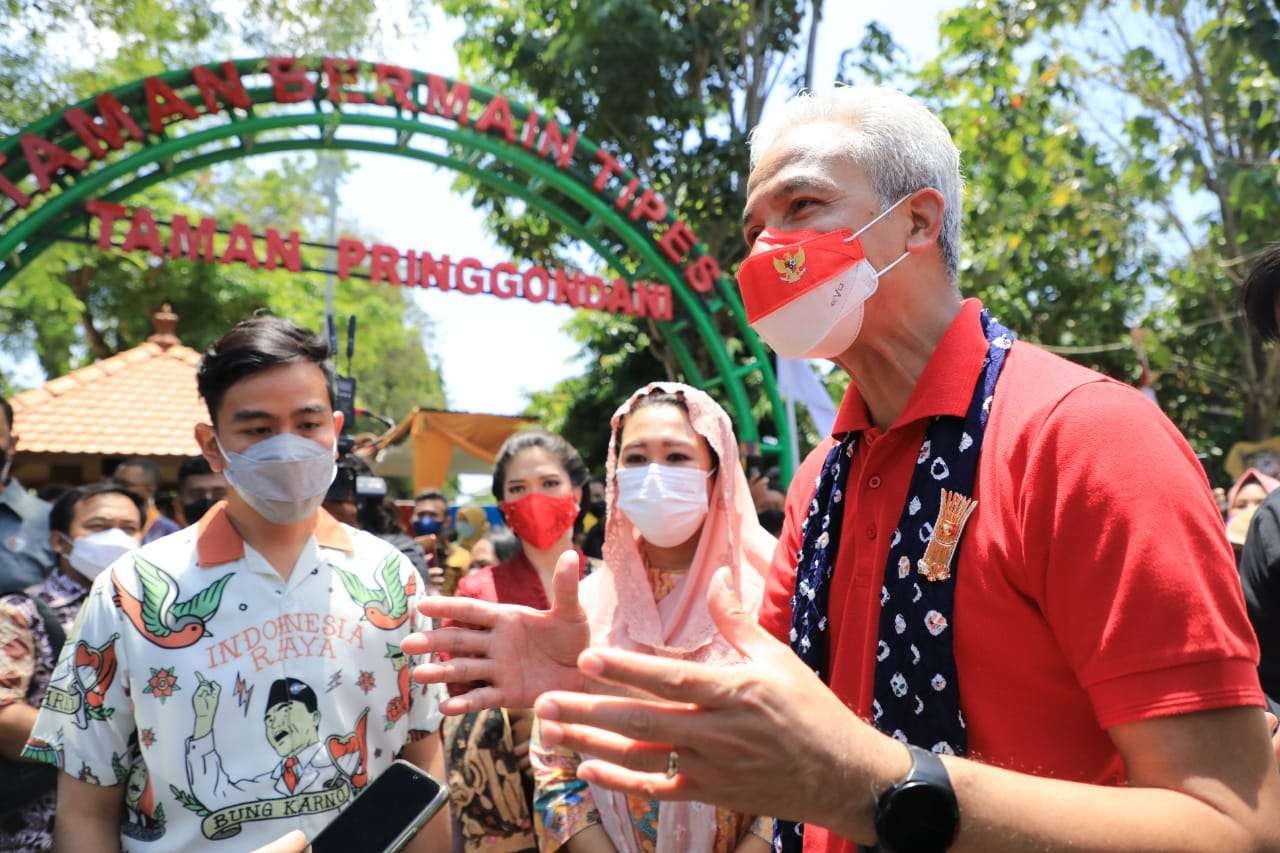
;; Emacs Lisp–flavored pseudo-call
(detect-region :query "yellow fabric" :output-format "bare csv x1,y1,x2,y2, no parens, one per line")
379,409,534,493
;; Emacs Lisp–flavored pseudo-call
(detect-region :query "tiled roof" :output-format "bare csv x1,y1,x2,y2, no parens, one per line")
12,341,205,456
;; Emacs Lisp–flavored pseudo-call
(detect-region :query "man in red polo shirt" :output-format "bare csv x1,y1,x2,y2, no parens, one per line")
407,86,1280,852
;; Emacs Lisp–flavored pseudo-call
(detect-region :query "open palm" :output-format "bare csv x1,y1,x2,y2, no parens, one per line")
404,550,590,714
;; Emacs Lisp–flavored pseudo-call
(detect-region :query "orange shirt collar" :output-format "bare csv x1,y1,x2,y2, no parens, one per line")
196,500,354,567
831,298,990,435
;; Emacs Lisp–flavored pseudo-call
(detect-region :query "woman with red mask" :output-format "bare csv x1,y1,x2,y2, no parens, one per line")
442,429,589,853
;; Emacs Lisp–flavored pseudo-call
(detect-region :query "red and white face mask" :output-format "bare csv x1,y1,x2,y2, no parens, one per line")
736,195,910,359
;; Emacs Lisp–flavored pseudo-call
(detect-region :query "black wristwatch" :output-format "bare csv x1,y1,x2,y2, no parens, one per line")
872,744,959,853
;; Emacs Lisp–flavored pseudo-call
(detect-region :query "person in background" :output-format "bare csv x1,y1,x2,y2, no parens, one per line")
1239,245,1280,713
23,315,449,852
413,490,470,595
530,383,775,853
469,537,499,570
1226,468,1280,553
443,429,589,853
455,505,491,554
0,483,144,851
172,455,229,528
579,478,607,561
0,394,55,589
112,457,181,544
366,497,429,580
487,527,520,566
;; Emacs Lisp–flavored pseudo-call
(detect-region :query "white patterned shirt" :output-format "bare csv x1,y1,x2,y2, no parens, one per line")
23,502,443,850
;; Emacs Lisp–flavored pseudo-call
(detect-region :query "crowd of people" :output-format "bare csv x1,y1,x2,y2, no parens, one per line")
0,83,1279,853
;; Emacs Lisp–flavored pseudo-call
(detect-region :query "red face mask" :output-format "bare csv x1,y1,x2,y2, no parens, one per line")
499,492,579,550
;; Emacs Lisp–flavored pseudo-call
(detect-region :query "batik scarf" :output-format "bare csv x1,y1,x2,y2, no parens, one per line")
776,311,1014,852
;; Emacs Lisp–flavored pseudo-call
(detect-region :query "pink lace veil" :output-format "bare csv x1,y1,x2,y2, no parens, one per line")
580,382,776,665
575,382,777,851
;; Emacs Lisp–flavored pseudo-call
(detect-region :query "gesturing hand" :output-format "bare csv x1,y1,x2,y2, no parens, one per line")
192,671,221,740
533,567,906,845
403,550,591,715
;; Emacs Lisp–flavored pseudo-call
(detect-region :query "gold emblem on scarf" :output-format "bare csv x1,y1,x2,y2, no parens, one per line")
772,247,806,283
917,489,978,582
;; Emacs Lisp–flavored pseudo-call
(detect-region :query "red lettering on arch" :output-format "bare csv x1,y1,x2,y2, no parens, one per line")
265,229,301,272
65,94,144,159
86,199,128,248
323,57,366,106
192,62,251,113
369,244,402,285
20,135,87,191
220,223,260,269
0,155,32,207
683,254,720,294
373,64,418,110
423,76,470,126
268,57,316,104
121,207,164,256
538,123,578,169
474,95,516,143
168,214,217,262
143,76,200,134
338,237,368,279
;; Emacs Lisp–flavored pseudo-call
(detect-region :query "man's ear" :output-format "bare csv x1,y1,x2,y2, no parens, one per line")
333,410,345,437
194,423,224,474
904,187,945,255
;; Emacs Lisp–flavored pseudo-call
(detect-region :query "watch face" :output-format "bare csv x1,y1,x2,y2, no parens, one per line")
879,780,959,852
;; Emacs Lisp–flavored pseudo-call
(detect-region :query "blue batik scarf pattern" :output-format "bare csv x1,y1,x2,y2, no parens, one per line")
774,311,1014,853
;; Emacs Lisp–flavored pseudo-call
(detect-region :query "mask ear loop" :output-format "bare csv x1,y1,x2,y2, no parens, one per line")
843,192,913,243
843,193,914,278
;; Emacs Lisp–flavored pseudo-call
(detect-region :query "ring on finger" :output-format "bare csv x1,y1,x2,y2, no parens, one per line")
665,748,679,779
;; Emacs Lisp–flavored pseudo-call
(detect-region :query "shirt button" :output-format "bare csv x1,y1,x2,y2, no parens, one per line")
868,475,882,489
866,525,877,540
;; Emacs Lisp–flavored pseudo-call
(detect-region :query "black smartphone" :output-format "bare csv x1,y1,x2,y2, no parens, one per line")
310,760,448,853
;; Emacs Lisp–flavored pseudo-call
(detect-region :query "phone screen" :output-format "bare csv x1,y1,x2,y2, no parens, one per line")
310,761,447,853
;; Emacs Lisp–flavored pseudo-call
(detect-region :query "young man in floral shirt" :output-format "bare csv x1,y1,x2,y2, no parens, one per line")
23,316,449,851
0,482,145,851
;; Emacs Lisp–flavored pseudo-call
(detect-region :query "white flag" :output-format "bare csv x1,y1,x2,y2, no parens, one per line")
776,358,837,437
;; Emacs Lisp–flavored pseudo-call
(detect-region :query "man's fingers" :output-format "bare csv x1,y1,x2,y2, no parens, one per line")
706,566,786,664
574,647,733,707
538,720,671,773
535,691,701,744
575,759,687,800
415,596,504,628
402,627,491,658
550,550,585,621
411,658,495,686
440,686,507,716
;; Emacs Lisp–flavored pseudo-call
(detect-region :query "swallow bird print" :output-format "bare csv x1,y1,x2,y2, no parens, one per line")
112,556,233,648
333,556,415,630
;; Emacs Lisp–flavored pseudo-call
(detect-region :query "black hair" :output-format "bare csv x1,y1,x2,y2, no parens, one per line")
0,394,11,433
413,489,446,505
49,482,147,536
177,455,213,486
265,677,318,715
196,315,335,424
618,389,720,470
491,428,589,501
114,457,161,490
1243,245,1280,341
487,526,520,562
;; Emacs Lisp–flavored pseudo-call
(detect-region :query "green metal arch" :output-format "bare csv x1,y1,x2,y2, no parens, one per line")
0,58,793,479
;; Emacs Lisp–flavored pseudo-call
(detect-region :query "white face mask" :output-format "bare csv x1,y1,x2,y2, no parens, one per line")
216,432,337,525
616,463,711,548
67,528,138,580
738,195,911,360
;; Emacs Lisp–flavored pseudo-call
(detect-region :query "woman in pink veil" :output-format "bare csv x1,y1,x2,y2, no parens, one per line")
531,382,776,853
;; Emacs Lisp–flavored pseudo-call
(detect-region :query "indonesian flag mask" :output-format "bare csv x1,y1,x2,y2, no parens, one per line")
736,194,911,359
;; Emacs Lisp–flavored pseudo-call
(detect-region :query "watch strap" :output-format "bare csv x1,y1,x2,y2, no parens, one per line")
873,744,959,853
